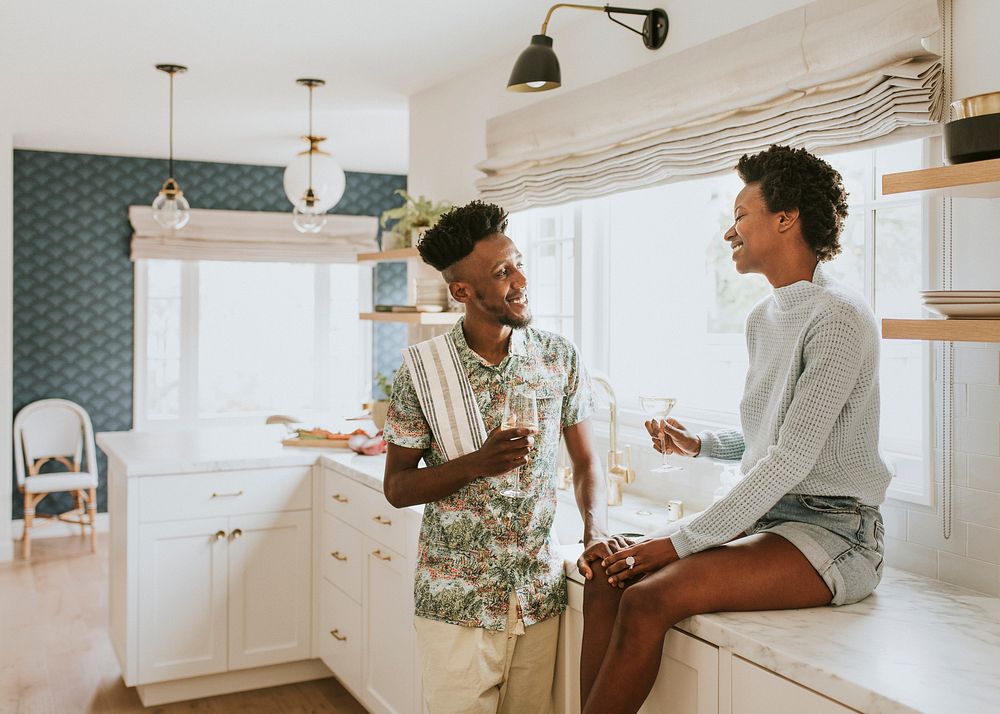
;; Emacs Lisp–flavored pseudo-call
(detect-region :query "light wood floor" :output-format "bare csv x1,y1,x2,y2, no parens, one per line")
0,533,367,713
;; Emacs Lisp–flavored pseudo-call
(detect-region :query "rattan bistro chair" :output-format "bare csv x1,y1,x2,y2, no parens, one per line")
13,399,99,560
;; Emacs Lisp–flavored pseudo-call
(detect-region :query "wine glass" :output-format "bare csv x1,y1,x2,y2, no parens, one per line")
500,387,539,499
639,396,680,473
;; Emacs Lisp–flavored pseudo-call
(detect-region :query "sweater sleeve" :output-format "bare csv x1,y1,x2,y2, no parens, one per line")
670,307,870,559
697,429,745,461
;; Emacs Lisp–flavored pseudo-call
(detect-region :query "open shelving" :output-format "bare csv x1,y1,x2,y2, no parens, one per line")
359,311,460,326
882,318,1000,343
881,157,1000,198
356,247,419,262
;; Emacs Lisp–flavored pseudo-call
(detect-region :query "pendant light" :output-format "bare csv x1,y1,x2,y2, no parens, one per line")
151,64,191,230
284,78,346,233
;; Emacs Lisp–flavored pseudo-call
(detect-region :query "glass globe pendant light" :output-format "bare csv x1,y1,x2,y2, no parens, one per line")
284,78,345,233
151,64,191,230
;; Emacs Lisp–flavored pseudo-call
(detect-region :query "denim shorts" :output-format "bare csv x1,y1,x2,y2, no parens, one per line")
746,494,885,606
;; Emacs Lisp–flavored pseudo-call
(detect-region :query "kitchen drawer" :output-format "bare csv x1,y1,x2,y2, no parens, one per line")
138,467,311,523
322,469,372,531
324,468,417,557
732,657,857,714
320,578,362,696
321,511,362,603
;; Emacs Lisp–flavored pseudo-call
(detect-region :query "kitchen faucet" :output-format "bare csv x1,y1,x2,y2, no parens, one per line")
590,375,635,505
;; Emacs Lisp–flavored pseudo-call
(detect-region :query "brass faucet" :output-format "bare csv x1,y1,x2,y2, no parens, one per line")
591,375,635,505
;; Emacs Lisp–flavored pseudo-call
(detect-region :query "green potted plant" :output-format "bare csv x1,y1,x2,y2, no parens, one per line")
370,372,394,430
379,190,452,248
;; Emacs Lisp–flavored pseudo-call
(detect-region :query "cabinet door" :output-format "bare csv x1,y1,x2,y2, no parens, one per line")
228,510,312,670
639,629,719,714
363,538,419,714
732,657,857,714
555,580,585,714
138,517,229,684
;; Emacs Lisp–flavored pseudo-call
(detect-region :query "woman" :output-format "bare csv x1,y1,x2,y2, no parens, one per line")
577,145,891,714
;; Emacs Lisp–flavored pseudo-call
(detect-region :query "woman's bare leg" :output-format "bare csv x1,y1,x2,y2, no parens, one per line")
580,562,623,705
581,533,832,714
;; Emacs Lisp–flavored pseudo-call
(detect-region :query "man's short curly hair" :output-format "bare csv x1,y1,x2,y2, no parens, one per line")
416,200,509,273
736,145,848,262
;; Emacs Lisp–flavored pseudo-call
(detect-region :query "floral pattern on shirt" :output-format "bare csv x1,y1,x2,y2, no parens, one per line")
383,318,594,630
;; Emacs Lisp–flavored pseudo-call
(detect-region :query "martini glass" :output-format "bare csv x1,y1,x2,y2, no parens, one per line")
639,396,680,473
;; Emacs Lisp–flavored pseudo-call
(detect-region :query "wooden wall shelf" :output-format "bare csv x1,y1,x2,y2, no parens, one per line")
359,311,460,325
881,158,1000,198
356,247,419,262
882,318,1000,342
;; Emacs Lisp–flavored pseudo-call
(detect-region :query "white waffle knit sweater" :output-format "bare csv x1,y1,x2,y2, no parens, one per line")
670,263,893,559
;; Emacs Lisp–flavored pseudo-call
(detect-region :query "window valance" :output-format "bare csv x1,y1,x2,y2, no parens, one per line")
129,206,378,263
477,0,942,211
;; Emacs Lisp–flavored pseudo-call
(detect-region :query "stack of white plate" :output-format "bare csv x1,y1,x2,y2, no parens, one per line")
414,277,449,309
921,291,1000,318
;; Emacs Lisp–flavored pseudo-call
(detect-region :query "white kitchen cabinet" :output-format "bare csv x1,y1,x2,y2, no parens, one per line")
319,465,422,714
138,510,311,684
138,517,230,683
228,511,312,670
731,656,858,714
364,538,418,714
557,580,719,714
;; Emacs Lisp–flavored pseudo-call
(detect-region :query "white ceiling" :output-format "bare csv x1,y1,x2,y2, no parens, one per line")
3,0,565,174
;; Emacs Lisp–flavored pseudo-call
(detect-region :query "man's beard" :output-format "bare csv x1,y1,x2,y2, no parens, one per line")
499,312,532,329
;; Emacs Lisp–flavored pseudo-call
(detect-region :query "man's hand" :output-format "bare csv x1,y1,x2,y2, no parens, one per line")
465,426,536,477
645,418,701,457
577,535,633,580
601,537,678,587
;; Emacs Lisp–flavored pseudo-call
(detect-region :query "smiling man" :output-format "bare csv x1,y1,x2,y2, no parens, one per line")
381,200,607,714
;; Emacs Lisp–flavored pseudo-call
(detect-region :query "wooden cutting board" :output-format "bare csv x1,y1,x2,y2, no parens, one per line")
281,438,353,449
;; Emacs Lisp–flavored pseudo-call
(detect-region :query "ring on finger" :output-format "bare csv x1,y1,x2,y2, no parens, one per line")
625,555,636,569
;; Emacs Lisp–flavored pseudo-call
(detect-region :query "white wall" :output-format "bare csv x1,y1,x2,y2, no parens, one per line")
409,0,1000,595
1,124,13,561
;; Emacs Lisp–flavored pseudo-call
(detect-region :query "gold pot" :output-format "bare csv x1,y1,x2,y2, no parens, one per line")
952,91,1000,119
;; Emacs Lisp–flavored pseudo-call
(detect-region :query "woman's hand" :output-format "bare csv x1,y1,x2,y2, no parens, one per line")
601,537,679,587
644,418,701,457
577,534,634,580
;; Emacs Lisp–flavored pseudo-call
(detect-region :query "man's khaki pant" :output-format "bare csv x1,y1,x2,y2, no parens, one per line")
413,593,559,714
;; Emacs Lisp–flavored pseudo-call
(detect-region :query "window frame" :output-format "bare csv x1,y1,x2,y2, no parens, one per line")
133,259,370,431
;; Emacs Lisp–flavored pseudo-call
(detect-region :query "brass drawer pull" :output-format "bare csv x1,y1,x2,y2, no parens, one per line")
330,551,348,561
372,549,392,561
373,515,393,526
330,629,347,641
331,494,349,503
214,530,226,541
211,490,244,498
231,528,243,540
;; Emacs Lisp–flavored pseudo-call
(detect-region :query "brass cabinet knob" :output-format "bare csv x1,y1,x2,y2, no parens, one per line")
373,515,392,526
214,530,226,541
332,494,349,503
330,629,347,641
330,551,348,561
211,490,244,498
231,528,243,540
372,549,392,561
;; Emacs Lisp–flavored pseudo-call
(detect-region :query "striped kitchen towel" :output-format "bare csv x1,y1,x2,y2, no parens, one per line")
402,332,487,461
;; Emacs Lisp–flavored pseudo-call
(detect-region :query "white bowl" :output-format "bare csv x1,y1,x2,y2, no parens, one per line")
923,303,1000,318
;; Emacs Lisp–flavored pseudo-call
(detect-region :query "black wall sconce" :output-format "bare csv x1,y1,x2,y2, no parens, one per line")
507,4,668,92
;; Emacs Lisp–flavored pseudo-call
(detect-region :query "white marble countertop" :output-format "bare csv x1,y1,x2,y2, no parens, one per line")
97,427,1000,712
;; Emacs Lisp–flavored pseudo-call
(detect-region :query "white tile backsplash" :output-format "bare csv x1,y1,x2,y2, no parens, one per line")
967,524,1000,565
969,385,1000,420
938,552,1000,597
885,537,938,579
968,454,1000,493
954,417,1000,457
955,348,999,385
907,510,968,556
955,487,1000,529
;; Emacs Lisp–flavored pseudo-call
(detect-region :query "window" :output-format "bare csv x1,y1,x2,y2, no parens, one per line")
509,139,931,504
135,260,367,429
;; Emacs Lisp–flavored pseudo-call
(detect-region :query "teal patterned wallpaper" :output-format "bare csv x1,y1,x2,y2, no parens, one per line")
12,149,407,518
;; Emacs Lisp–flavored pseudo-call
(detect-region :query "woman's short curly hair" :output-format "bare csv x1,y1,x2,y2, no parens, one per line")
736,145,848,262
417,200,509,273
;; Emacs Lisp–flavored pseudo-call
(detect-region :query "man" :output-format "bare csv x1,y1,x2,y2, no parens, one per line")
382,200,608,714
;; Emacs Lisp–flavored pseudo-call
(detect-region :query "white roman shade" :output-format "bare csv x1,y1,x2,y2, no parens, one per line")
477,0,942,211
129,206,378,263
